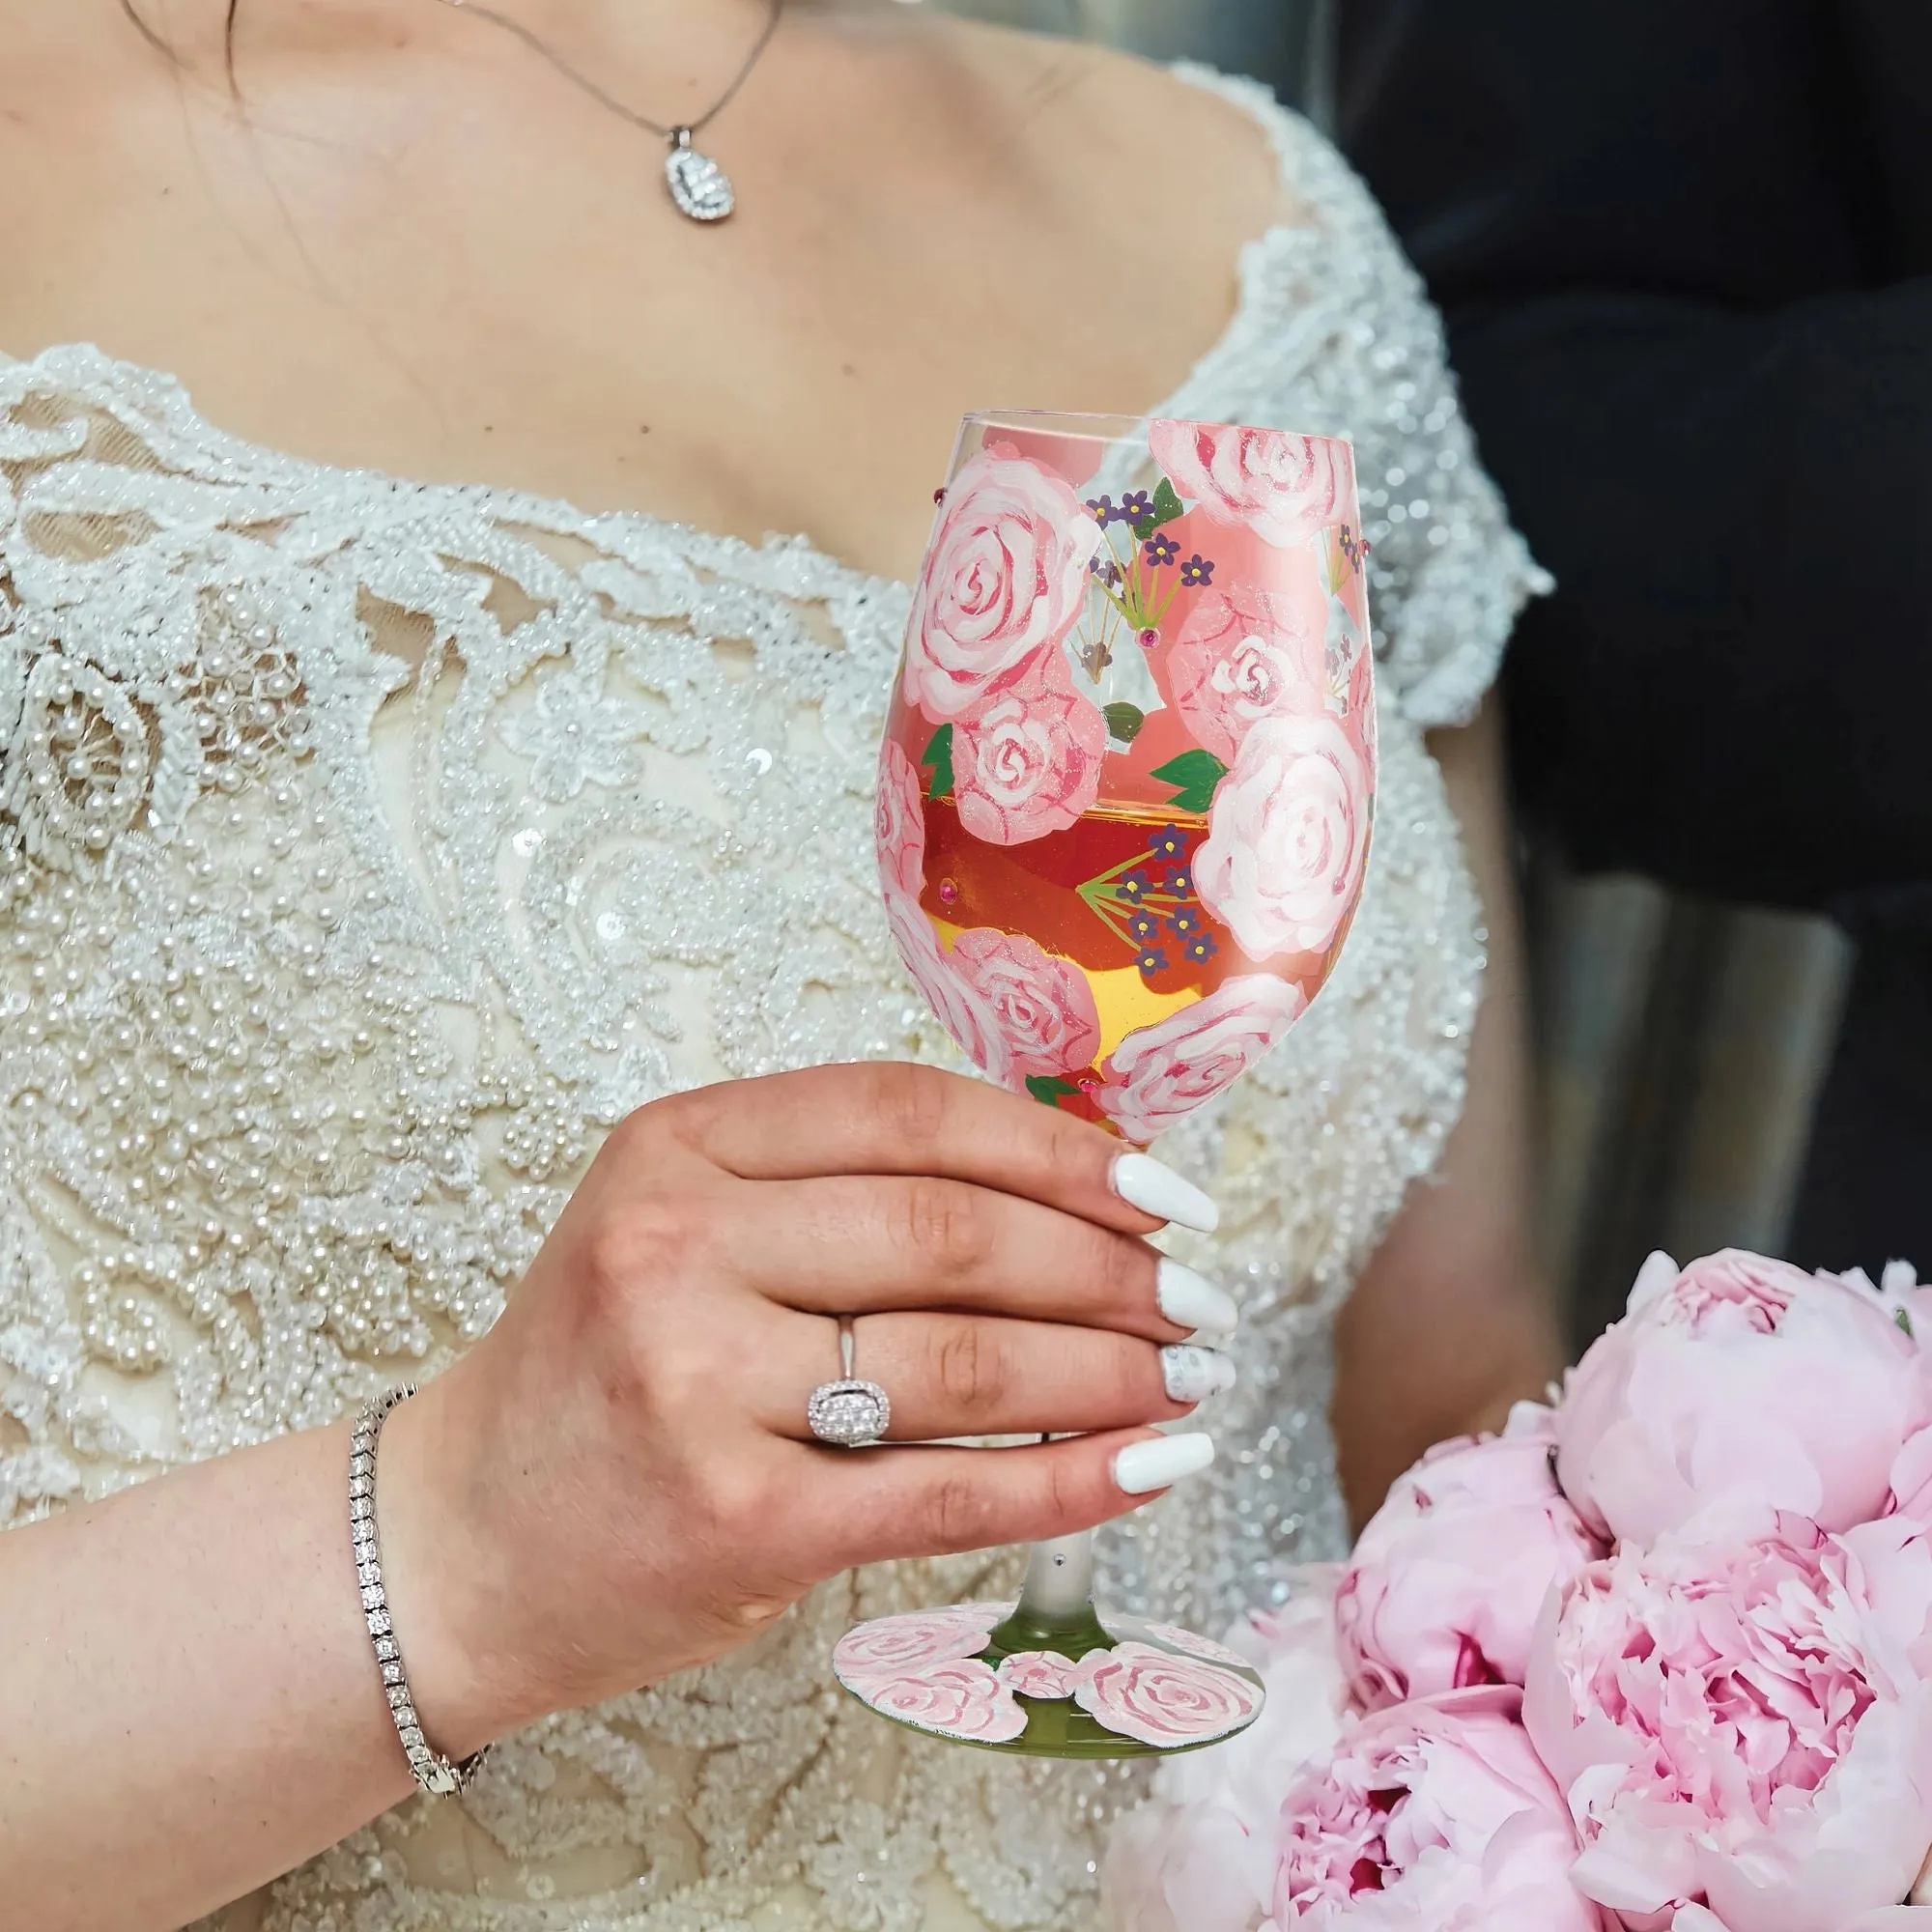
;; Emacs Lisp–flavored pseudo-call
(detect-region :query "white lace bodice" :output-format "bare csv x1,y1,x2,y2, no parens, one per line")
0,71,1544,1932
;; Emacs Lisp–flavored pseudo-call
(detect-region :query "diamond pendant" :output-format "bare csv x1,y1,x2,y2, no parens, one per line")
665,128,735,222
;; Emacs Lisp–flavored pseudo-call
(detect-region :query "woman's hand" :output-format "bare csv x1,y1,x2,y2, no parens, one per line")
378,1062,1236,1753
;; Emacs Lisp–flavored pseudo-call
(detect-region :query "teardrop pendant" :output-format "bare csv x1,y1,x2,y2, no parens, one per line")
665,128,735,223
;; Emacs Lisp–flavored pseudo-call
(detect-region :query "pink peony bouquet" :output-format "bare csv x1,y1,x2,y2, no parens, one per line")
1103,1248,1932,1932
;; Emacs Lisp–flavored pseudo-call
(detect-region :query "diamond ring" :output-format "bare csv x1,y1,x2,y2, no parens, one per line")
807,1318,891,1448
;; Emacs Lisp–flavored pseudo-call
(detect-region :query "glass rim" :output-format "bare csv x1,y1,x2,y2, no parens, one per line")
960,407,1354,454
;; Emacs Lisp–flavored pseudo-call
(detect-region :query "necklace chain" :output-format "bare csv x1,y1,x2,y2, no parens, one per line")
440,0,785,143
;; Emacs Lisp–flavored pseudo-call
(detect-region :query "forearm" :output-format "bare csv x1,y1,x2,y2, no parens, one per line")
0,1404,466,1928
1332,705,1561,1526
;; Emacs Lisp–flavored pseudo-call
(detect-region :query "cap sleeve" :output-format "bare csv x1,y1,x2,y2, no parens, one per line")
1162,65,1551,729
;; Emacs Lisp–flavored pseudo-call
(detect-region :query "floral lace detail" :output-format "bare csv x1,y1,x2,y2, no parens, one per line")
0,71,1540,1932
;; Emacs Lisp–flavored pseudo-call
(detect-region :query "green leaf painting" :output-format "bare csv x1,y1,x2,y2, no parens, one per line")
1102,702,1146,745
1149,747,1228,813
1131,477,1186,541
921,723,954,801
1025,1074,1083,1108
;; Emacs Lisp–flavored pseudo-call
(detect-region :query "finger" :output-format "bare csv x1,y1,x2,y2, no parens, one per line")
764,1307,1235,1441
740,1175,1238,1341
668,1063,1218,1236
808,1429,1219,1570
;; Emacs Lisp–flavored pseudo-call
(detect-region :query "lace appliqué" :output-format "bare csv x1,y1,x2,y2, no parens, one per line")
0,69,1543,1932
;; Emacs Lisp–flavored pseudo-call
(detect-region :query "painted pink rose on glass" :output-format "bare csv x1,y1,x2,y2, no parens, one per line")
874,738,928,903
1140,1622,1256,1670
1194,711,1372,961
1095,973,1307,1146
903,443,1101,721
952,657,1107,846
948,927,1101,1079
853,1658,1029,1744
1524,1514,1932,1932
881,896,1014,1088
875,746,1018,1085
1166,582,1326,764
998,1650,1088,1699
833,1606,999,1688
1148,418,1354,551
1074,1640,1262,1747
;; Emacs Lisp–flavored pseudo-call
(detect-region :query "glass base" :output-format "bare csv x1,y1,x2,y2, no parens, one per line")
833,1599,1264,1760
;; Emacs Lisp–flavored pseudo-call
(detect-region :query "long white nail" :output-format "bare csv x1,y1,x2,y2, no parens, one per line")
1112,1152,1219,1233
1156,1259,1238,1335
1160,1344,1237,1406
1114,1431,1216,1495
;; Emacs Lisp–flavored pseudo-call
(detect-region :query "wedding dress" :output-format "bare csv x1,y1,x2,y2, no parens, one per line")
0,69,1544,1932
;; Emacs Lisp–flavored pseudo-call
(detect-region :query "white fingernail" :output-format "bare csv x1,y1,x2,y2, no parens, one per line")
1156,1259,1238,1335
1112,1152,1219,1233
1160,1344,1237,1406
1114,1431,1216,1494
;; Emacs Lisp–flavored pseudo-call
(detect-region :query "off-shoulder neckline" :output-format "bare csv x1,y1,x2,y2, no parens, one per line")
0,64,1334,599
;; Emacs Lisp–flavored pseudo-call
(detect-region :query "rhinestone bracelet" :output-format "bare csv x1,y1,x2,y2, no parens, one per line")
350,1387,491,1797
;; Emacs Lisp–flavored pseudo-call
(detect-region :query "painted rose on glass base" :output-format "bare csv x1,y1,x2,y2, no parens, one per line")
844,410,1375,1760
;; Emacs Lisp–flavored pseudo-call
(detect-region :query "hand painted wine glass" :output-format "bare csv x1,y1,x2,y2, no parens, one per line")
842,410,1377,1758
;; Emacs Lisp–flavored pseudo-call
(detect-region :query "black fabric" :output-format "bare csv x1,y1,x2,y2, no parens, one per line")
1335,2,1932,1273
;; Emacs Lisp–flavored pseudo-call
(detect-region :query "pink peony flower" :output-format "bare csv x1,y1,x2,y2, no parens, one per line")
1148,419,1355,552
1076,1640,1263,1748
832,1605,1000,1687
1271,1687,1607,1931
1337,1402,1606,1711
999,1650,1088,1699
952,656,1107,845
1194,712,1372,961
1102,1568,1352,1932
1524,1512,1932,1932
1094,973,1307,1146
849,1655,1029,1744
903,443,1101,721
1167,582,1327,765
1553,1249,1932,1546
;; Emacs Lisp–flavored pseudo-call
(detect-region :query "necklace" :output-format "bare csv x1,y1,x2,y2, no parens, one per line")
440,0,786,222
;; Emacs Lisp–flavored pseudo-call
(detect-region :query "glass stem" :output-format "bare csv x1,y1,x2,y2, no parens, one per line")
1016,1529,1096,1623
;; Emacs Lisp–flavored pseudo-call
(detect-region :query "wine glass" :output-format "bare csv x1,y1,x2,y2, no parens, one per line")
840,410,1376,1758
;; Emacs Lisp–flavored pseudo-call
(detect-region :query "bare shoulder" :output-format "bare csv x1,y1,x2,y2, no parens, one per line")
924,11,1294,241
0,2,185,352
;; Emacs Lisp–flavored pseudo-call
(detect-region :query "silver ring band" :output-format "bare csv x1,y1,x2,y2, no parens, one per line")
807,1317,891,1447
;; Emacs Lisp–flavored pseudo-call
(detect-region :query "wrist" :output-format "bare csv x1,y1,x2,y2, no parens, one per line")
359,1378,529,1760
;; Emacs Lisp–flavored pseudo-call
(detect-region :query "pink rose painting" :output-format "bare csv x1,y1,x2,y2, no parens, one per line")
874,739,928,904
832,1605,1002,1687
850,1657,1030,1745
903,443,1101,721
1075,1641,1263,1749
999,1651,1089,1699
948,927,1100,1078
1147,419,1354,552
952,655,1106,846
1166,582,1326,764
1095,973,1307,1145
1193,711,1372,961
